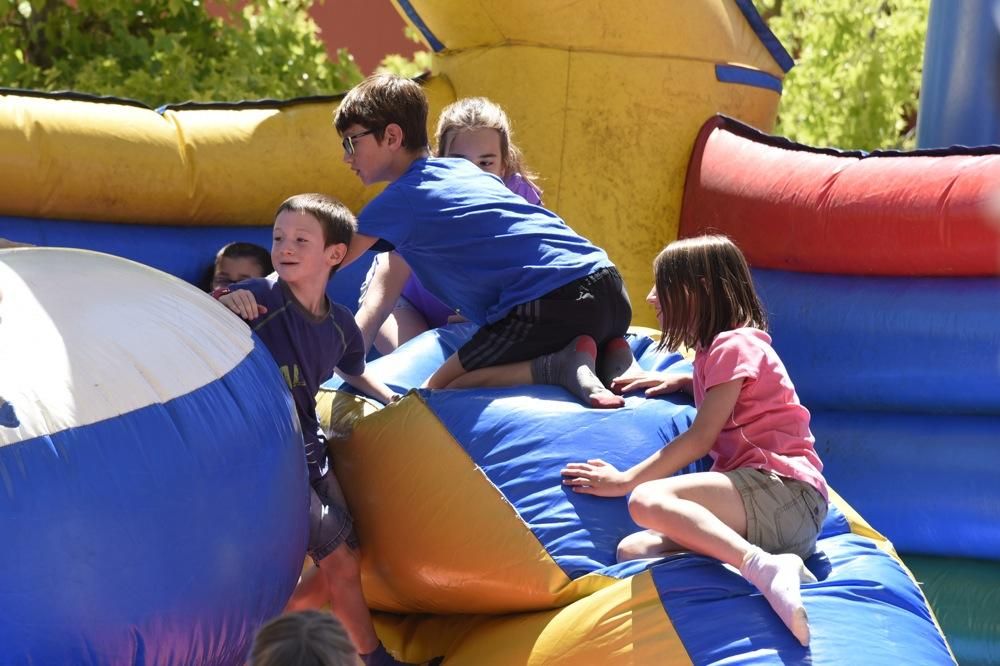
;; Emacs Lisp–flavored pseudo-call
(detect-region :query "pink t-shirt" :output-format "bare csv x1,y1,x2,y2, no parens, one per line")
693,328,828,500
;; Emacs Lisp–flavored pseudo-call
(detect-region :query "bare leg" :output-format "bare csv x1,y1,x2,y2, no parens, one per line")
424,352,471,389
355,252,413,356
447,361,532,388
285,564,329,611
374,307,430,356
627,472,815,646
317,543,379,654
425,352,535,389
627,472,749,562
616,528,685,562
285,535,435,664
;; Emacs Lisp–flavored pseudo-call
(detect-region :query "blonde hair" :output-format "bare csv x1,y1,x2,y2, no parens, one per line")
653,235,767,351
435,97,542,198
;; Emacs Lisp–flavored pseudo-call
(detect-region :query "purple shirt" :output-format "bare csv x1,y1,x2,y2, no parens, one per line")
233,276,365,480
400,272,456,328
504,172,542,206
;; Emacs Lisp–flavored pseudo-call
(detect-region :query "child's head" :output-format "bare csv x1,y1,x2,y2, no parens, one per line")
435,97,536,186
211,241,273,291
334,73,429,153
249,610,354,666
273,193,356,280
651,234,766,350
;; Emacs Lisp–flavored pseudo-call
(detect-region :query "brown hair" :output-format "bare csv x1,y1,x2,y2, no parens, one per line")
653,235,767,351
333,73,429,151
215,241,273,275
435,96,542,198
275,193,356,277
249,610,354,666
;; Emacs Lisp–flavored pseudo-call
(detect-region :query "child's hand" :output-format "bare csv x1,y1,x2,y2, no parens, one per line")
610,370,689,396
219,289,268,320
446,313,468,324
561,459,631,497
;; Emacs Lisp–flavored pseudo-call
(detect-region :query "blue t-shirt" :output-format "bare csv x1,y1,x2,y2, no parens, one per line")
358,157,613,325
233,276,365,481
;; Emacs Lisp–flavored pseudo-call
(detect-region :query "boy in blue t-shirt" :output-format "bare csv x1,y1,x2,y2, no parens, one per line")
213,193,408,666
334,74,635,408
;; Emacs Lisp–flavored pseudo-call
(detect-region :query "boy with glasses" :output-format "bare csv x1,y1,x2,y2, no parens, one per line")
334,74,635,408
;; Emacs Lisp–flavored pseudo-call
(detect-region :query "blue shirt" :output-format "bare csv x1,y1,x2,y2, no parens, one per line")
234,276,365,480
358,157,613,325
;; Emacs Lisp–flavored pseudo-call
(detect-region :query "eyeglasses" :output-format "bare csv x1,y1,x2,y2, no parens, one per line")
342,129,375,156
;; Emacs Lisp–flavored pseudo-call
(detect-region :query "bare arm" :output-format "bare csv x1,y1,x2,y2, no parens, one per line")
355,252,413,354
216,288,268,320
337,368,399,405
560,378,743,496
341,232,378,270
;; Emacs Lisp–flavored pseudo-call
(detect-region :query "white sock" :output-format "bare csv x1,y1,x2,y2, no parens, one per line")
739,546,817,646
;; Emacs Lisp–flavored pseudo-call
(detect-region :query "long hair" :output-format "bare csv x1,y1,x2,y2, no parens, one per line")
653,235,766,351
435,96,542,198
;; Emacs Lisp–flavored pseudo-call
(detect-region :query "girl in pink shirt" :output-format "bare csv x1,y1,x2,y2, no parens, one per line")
561,235,827,647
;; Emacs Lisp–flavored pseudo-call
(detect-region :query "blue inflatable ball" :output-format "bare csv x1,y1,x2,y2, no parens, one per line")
0,248,308,665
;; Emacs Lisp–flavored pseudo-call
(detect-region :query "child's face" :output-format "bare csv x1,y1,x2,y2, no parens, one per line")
341,123,392,186
212,256,265,290
444,128,504,178
646,285,665,329
271,210,343,287
647,283,697,337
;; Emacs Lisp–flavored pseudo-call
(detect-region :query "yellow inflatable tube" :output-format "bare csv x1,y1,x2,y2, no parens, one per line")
1,1,786,324
0,79,455,225
394,0,788,320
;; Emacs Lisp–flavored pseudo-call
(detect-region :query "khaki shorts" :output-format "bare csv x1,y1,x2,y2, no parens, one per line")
728,467,827,560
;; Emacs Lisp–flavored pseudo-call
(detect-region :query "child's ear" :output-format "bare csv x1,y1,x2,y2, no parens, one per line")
383,123,404,149
326,242,348,266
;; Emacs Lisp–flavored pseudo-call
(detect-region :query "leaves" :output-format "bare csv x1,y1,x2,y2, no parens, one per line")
0,0,362,106
376,25,431,78
755,0,928,150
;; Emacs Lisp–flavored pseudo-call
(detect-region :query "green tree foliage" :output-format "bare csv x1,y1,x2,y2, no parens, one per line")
377,25,432,78
0,0,362,107
756,0,929,150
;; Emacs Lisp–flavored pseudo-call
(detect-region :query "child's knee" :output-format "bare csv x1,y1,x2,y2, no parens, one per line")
616,533,644,562
626,482,657,522
627,482,675,526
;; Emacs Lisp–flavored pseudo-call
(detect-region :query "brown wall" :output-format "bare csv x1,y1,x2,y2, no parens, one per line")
313,0,420,74
210,0,421,75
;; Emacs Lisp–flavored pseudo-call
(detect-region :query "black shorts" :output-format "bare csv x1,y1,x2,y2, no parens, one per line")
458,266,632,371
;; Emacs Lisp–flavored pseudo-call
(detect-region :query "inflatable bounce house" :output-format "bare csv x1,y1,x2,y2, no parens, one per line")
1,0,996,663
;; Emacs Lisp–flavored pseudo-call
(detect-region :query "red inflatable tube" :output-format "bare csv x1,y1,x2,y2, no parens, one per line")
679,115,1000,276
